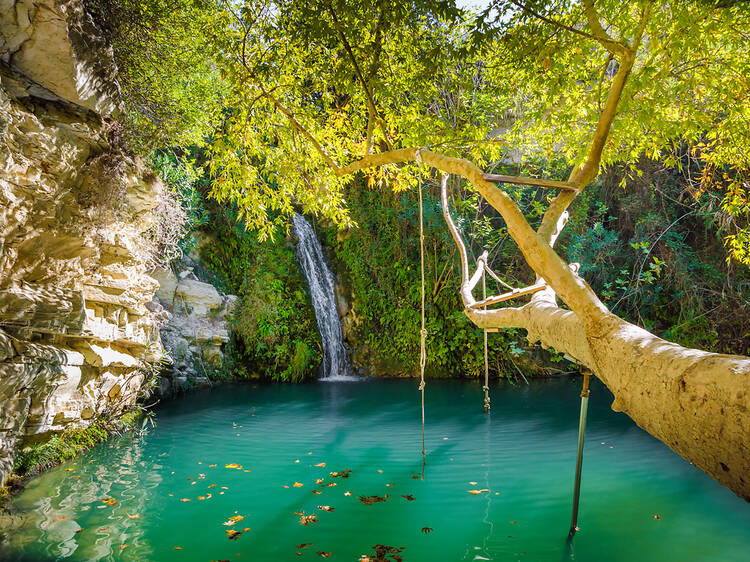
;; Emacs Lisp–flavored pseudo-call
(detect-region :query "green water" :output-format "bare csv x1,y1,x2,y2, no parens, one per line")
1,378,749,561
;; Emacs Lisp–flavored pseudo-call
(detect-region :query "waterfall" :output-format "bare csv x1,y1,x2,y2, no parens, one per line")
292,213,353,380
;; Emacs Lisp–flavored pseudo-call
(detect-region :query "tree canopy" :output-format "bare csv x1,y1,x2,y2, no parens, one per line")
93,0,750,259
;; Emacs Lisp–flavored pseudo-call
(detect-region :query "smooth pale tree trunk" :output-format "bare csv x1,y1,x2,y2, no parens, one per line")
466,297,750,501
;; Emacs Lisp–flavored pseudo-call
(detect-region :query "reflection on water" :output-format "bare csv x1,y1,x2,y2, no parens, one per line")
2,436,158,561
1,378,749,561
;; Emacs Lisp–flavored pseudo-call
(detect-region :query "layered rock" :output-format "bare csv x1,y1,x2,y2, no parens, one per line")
0,0,160,483
151,264,236,394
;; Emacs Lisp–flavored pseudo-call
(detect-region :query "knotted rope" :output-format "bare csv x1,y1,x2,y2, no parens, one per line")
416,149,427,469
482,269,490,412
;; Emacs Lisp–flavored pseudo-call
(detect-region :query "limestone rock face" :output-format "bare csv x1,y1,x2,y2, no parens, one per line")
152,262,236,394
0,1,161,484
0,0,120,114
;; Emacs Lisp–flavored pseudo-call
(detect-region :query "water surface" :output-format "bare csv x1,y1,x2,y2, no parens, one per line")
1,378,749,561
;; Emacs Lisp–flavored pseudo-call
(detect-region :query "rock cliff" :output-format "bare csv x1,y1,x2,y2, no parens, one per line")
0,0,233,484
151,262,236,394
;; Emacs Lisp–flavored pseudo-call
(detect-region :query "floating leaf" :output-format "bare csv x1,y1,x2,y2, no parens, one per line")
293,482,304,488
296,543,313,549
344,491,352,496
299,513,319,526
317,505,334,512
311,490,322,495
467,489,490,495
469,481,478,485
224,515,244,526
402,495,416,501
225,529,242,540
119,545,129,550
653,514,661,520
127,514,140,519
315,463,326,467
197,496,206,500
359,495,387,505
180,498,191,502
173,547,184,550
317,551,331,558
421,526,433,534
225,464,242,469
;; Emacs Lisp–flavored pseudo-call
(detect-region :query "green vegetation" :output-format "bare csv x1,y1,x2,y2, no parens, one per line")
198,206,322,382
12,412,143,477
86,0,749,381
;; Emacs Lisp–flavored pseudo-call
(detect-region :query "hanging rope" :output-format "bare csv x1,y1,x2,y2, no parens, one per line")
482,268,490,412
416,149,427,471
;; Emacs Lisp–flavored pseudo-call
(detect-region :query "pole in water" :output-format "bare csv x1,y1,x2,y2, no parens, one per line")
568,371,591,538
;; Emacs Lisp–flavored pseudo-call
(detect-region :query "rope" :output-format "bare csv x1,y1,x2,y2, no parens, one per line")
482,269,490,412
416,149,427,469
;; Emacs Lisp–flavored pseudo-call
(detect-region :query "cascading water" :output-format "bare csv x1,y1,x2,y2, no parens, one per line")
292,213,353,380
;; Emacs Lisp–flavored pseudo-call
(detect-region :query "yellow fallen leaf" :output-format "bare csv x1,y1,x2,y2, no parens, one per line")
180,498,191,502
293,482,304,488
173,546,183,550
225,463,243,469
197,496,206,500
469,481,478,485
315,463,326,467
119,544,129,550
467,489,490,495
64,468,74,472
126,514,140,519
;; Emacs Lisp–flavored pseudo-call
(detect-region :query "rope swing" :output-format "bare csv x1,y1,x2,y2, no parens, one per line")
416,149,427,472
482,268,490,413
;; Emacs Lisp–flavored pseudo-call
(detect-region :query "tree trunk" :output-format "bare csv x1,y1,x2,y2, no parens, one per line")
467,297,750,501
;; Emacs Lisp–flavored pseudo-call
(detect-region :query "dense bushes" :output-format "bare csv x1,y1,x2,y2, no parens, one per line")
198,205,322,382
561,161,750,355
320,177,543,379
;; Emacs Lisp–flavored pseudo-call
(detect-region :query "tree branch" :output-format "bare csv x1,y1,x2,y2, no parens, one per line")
336,148,609,324
537,2,653,245
508,0,624,54
257,84,341,172
581,0,630,56
327,3,392,152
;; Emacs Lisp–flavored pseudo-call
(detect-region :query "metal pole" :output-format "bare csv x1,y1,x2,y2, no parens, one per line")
569,372,590,538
